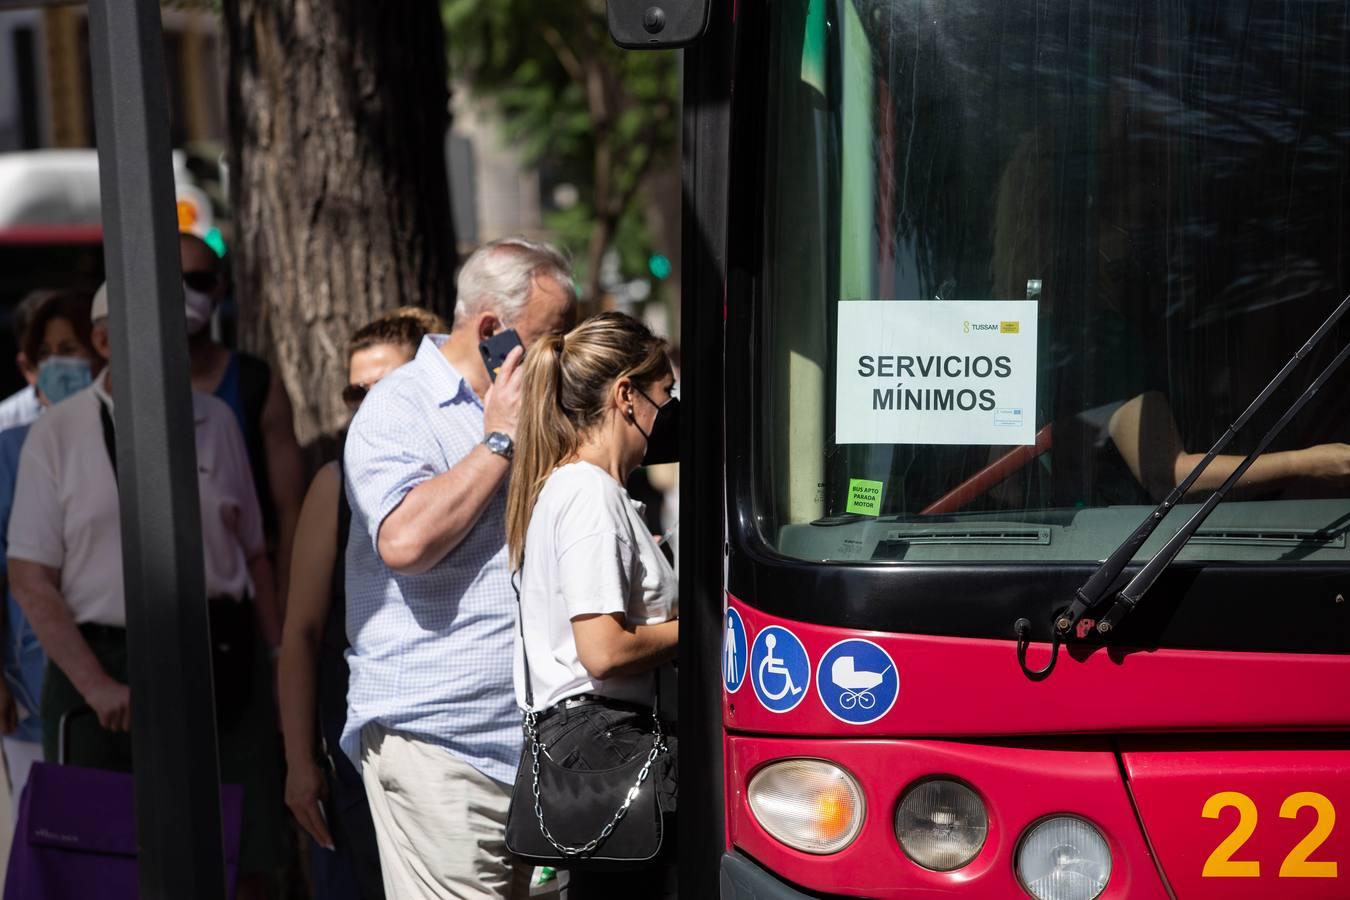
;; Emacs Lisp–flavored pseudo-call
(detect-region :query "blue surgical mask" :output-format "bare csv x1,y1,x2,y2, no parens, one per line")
36,356,93,406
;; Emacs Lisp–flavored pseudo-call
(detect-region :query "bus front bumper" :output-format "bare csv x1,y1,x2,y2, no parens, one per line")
721,851,820,899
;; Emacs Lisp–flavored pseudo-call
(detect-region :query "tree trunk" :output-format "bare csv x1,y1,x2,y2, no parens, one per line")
583,56,616,314
222,0,457,447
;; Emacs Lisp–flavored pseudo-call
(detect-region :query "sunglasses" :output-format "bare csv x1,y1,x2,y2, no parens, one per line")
183,270,220,292
342,383,370,409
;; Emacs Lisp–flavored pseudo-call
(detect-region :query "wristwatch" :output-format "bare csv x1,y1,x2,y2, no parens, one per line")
483,431,514,460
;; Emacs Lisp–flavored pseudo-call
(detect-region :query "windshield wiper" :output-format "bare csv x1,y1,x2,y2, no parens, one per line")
1055,292,1350,638
1015,292,1350,678
1097,336,1350,633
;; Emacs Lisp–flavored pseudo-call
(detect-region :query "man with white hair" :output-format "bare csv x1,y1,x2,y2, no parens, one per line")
343,237,576,899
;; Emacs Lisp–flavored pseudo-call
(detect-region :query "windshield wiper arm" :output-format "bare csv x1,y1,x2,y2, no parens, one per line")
1053,292,1350,638
1096,337,1350,633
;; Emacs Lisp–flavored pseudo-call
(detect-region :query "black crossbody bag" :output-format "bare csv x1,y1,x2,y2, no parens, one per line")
504,571,672,870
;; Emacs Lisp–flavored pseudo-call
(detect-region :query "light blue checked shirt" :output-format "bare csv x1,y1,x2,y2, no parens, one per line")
341,335,520,784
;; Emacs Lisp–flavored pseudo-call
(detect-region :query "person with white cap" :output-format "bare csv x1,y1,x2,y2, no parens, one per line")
5,280,287,896
179,233,305,617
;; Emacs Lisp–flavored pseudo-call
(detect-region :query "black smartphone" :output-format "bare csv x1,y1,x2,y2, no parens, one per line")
479,329,523,382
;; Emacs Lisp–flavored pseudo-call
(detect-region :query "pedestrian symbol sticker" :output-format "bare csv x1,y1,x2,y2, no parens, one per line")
816,639,899,725
723,607,748,694
749,626,810,713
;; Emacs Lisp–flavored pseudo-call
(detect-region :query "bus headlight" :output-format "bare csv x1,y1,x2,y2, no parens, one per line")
1016,816,1112,900
894,779,988,870
746,759,865,854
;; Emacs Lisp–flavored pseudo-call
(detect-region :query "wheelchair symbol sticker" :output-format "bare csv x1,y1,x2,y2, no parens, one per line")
749,626,810,713
816,639,899,725
723,607,748,694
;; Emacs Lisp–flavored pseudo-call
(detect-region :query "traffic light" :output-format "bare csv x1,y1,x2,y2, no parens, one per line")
648,253,672,281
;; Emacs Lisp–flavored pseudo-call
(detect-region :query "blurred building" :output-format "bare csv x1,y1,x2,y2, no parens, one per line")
0,3,224,153
447,82,548,254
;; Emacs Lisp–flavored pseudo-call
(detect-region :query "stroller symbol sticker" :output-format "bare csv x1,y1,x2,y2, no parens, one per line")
817,639,899,724
749,626,810,713
723,607,748,694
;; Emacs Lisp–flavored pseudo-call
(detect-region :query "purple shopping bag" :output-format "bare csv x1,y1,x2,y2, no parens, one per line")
2,760,244,900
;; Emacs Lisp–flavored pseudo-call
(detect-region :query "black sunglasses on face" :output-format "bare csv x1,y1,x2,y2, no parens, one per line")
183,270,219,292
342,383,369,409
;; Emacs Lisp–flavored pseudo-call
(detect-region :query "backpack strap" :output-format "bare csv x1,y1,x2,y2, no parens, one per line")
512,571,535,711
99,400,117,482
235,353,277,536
236,352,271,442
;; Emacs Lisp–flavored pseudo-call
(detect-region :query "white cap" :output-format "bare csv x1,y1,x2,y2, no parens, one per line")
91,282,108,323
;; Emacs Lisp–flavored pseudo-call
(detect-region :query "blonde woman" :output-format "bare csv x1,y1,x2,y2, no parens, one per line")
505,312,679,897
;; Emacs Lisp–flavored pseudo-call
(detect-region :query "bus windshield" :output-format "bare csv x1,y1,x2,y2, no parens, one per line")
754,0,1350,565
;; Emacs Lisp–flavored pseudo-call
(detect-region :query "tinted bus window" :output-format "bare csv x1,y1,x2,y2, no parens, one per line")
756,0,1350,564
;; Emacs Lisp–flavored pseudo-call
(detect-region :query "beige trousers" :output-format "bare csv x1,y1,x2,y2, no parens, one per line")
361,723,530,900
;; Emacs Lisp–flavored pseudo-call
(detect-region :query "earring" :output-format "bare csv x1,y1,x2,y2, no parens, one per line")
626,405,635,419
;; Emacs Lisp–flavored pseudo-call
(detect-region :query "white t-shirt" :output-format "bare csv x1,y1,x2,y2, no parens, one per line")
6,375,265,625
513,461,678,712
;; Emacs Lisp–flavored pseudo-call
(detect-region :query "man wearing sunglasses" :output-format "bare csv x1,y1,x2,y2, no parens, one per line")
180,234,305,619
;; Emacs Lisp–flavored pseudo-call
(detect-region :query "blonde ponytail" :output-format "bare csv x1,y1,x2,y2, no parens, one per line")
506,334,576,570
504,312,670,571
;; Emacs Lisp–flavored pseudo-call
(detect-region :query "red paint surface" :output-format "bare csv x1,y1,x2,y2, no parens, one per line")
727,735,1169,898
1122,741,1350,898
724,599,1350,736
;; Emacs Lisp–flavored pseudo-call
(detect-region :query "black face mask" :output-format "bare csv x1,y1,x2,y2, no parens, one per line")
635,389,680,465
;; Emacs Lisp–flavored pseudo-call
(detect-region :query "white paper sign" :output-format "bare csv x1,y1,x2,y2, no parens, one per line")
835,300,1038,445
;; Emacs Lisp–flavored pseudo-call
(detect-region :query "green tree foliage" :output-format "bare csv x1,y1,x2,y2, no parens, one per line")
443,0,678,306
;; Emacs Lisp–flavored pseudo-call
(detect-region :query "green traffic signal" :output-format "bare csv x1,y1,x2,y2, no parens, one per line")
648,253,672,280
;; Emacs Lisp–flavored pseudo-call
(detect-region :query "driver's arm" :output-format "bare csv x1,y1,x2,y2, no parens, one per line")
1108,390,1350,500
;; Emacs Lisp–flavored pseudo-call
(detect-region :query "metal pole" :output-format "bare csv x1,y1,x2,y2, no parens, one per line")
86,1,226,897
679,3,731,895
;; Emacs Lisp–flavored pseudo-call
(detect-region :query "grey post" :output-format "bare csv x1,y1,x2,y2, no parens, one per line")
87,0,227,896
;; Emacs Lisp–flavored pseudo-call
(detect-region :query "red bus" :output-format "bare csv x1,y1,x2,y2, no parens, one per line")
661,0,1350,897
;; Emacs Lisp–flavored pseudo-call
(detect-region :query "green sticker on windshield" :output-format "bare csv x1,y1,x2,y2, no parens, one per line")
846,478,884,516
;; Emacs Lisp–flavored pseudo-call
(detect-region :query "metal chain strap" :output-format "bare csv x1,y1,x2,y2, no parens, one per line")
524,709,668,857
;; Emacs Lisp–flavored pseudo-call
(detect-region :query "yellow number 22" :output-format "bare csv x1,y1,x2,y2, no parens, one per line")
1201,791,1338,879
